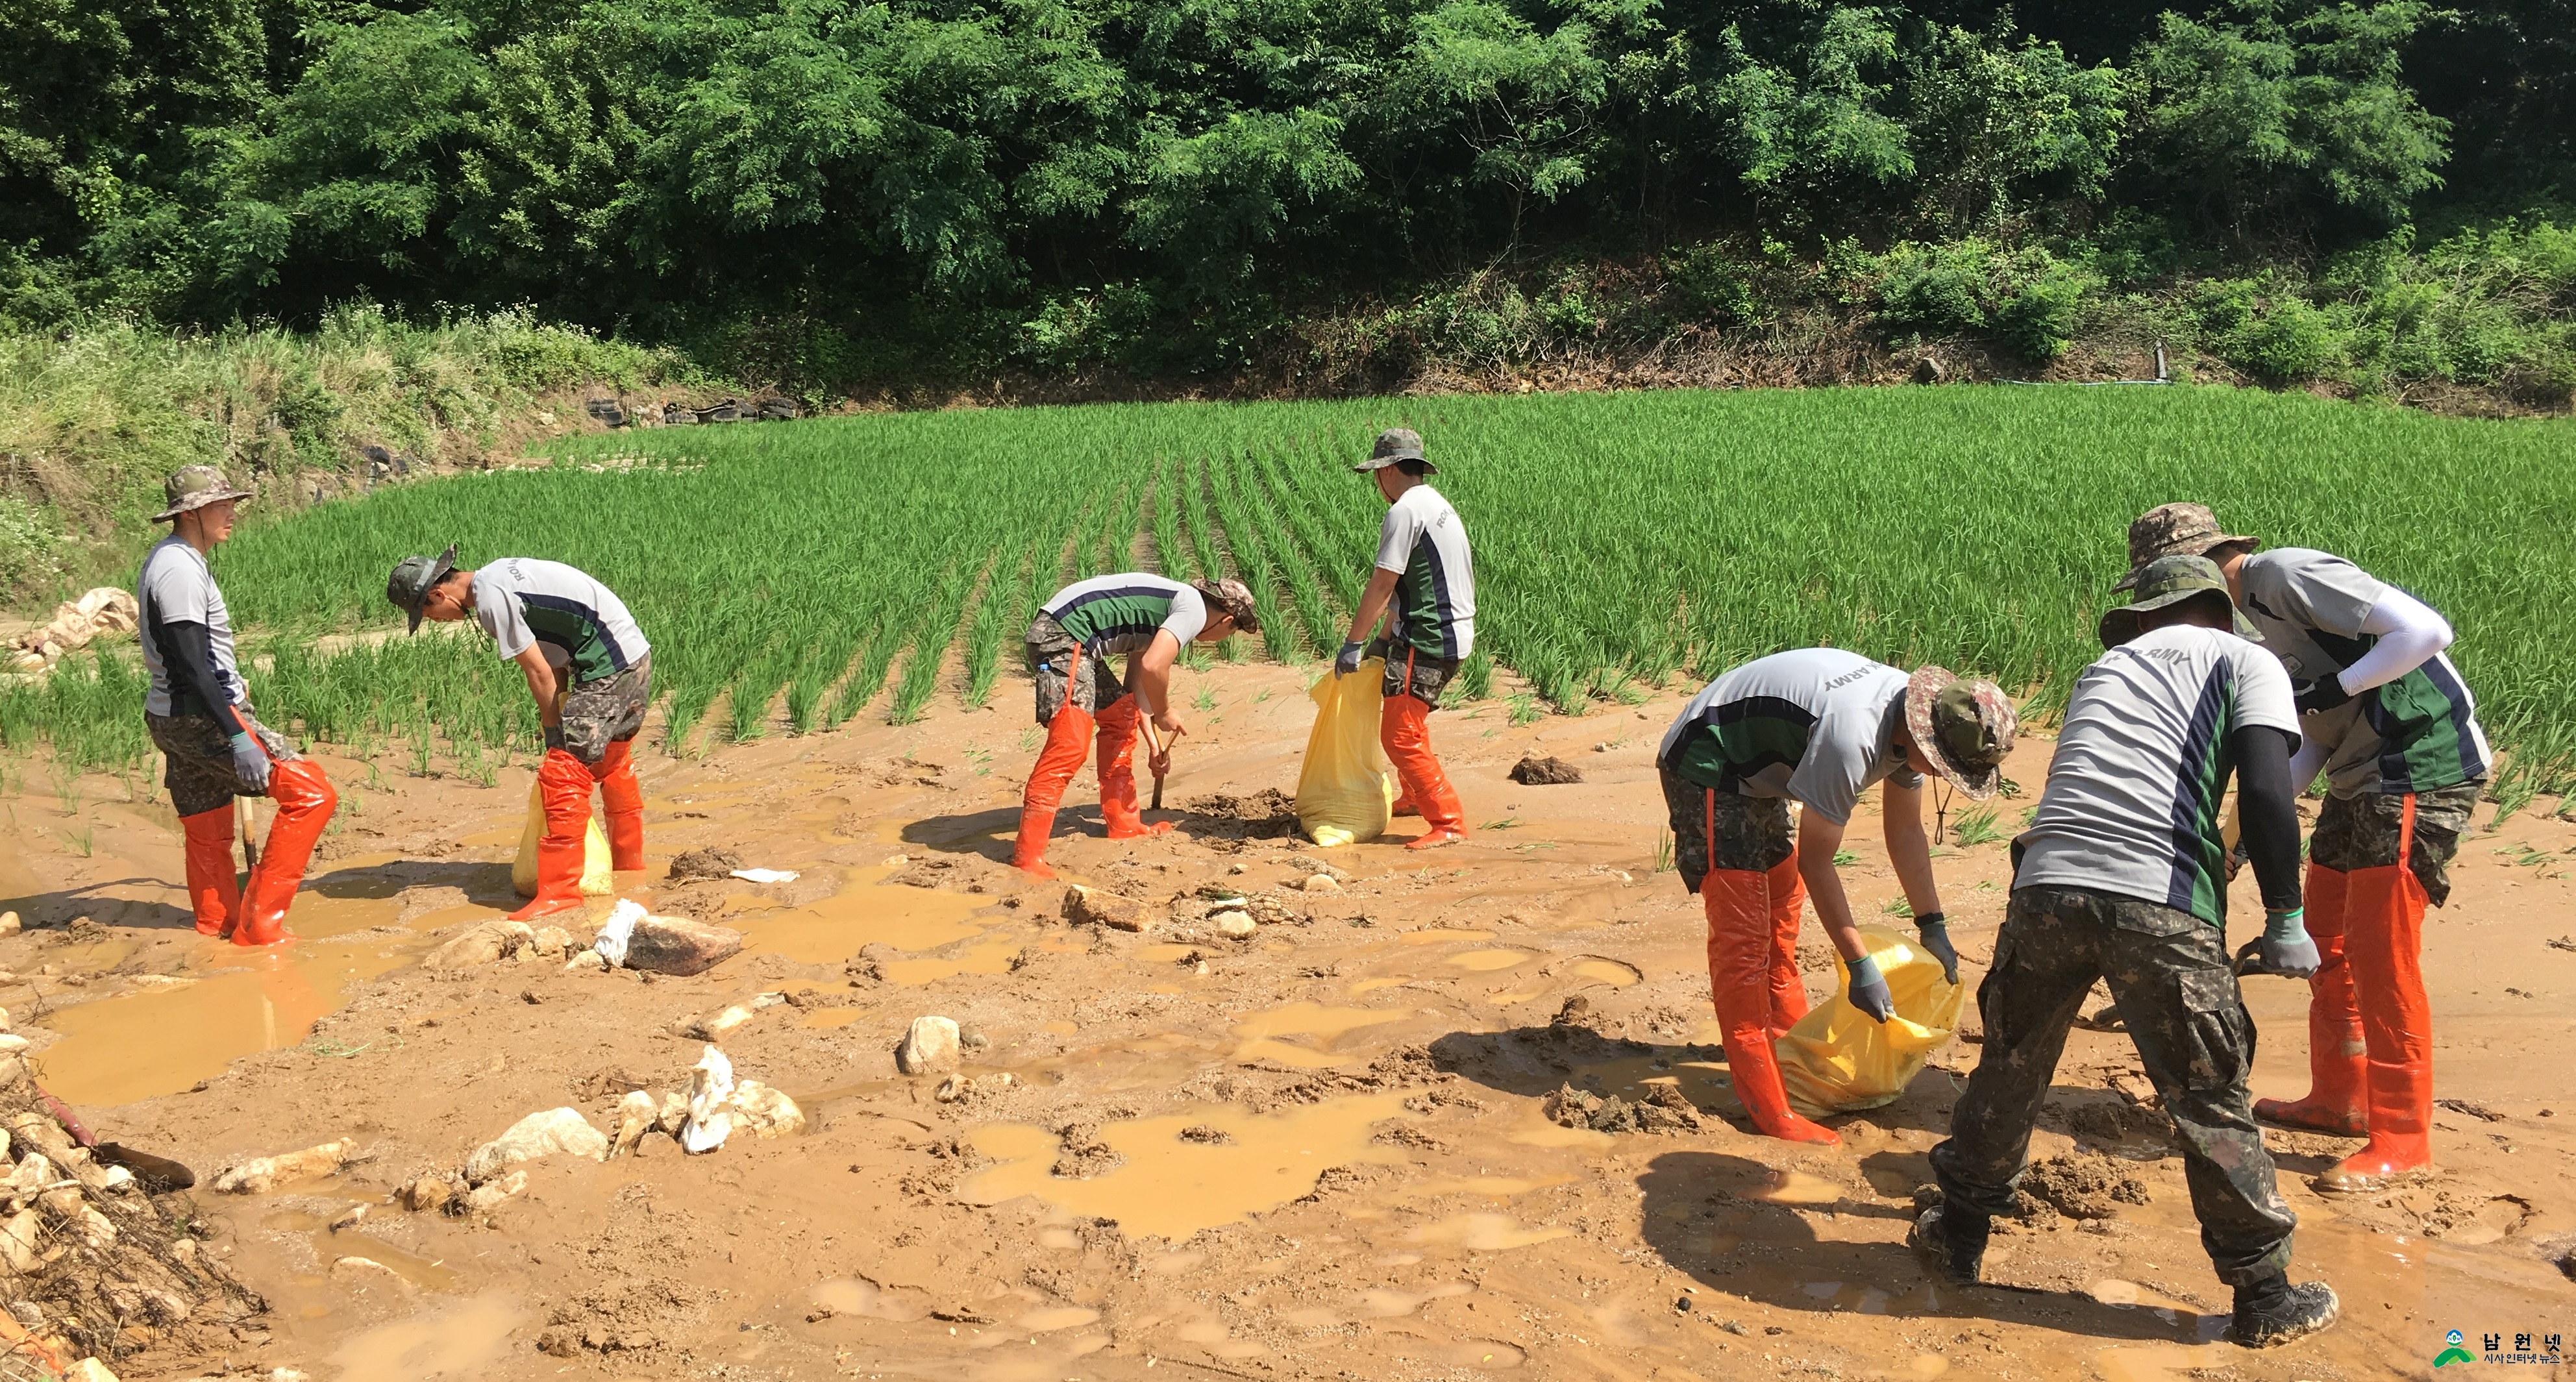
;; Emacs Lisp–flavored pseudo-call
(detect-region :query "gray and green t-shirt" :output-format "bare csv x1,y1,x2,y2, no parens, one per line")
1655,648,1921,826
2015,624,2298,925
1043,573,1208,656
2238,547,2487,796
471,558,650,685
1375,486,1476,661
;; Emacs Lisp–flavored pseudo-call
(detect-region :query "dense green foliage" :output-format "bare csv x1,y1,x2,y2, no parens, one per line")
8,387,2572,802
5,0,2571,387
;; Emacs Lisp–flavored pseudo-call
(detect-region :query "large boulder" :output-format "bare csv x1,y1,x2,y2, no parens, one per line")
895,1016,961,1075
620,915,744,976
465,1107,608,1185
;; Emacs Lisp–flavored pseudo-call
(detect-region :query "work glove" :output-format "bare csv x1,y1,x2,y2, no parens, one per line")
2234,908,2321,979
1914,912,1959,985
1846,954,1895,1023
227,732,271,793
2292,675,2352,717
1334,641,1366,676
543,724,567,753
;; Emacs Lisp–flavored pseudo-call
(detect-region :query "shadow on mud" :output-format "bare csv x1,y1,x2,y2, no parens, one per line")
305,858,517,909
0,876,195,931
898,790,1296,864
1635,1150,2212,1344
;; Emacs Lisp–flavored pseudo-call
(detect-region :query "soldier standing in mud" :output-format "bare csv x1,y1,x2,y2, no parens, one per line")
386,548,653,921
139,467,340,945
1011,574,1263,879
2113,504,2488,1192
1914,555,2338,1348
1335,428,1476,850
1655,647,2016,1146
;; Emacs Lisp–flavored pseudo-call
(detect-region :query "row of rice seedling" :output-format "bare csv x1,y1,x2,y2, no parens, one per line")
6,386,2571,796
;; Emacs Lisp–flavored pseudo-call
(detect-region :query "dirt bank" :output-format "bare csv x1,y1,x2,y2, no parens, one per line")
5,661,2571,1381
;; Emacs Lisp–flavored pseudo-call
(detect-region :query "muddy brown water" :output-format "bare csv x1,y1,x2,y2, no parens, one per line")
4,658,2572,1379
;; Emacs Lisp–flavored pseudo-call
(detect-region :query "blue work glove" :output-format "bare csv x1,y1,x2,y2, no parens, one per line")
227,732,272,793
2292,675,2351,717
543,724,567,753
1847,954,1895,1023
1914,911,1959,985
2235,909,2320,979
1334,641,1366,676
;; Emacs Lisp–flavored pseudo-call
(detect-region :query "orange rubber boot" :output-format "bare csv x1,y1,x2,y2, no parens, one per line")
179,806,242,937
1381,693,1465,849
2254,863,2366,1135
2322,796,2434,1191
235,760,337,945
1012,706,1095,879
595,739,647,872
509,749,594,922
1706,863,1837,1146
1095,698,1174,841
1764,853,1809,1039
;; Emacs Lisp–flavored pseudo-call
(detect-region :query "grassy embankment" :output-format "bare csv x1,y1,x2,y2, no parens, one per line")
6,387,2572,811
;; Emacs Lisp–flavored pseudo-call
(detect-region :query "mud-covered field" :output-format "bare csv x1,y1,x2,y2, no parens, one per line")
6,661,2572,1381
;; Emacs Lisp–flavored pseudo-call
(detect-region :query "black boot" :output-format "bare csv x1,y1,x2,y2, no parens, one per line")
1908,1203,1988,1287
2230,1274,2340,1348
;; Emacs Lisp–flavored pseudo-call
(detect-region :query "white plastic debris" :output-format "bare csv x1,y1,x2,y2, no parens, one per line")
729,868,799,885
680,1045,736,1154
593,898,644,968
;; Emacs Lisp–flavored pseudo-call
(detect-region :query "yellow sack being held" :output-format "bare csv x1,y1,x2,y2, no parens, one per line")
1296,659,1396,847
1777,923,1964,1116
510,778,616,898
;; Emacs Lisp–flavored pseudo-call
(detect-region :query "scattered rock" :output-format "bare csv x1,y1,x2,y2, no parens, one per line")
63,1361,119,1382
465,1108,607,1185
399,1175,454,1213
619,915,745,976
0,913,17,937
531,926,576,959
565,949,608,971
726,1082,807,1138
1210,910,1257,939
210,1139,352,1194
1065,886,1147,932
681,1005,758,1040
330,1256,402,1284
423,920,540,972
1507,755,1584,785
667,848,745,883
935,1073,1015,1104
1541,1081,1701,1135
464,1170,528,1213
1913,356,1947,384
897,1017,962,1075
1300,873,1343,894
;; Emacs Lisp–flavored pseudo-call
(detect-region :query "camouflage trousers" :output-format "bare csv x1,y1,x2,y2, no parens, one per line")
1658,767,1794,895
145,709,304,819
2310,779,2483,907
1929,885,2296,1288
559,654,652,765
1367,638,1460,709
1025,615,1135,724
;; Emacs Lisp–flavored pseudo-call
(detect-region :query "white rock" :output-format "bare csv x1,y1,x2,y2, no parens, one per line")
464,1108,606,1185
682,1005,756,1040
610,1090,660,1157
0,1036,28,1055
0,1209,40,1272
464,1170,527,1212
0,913,18,937
564,949,608,971
880,854,909,869
1300,873,1343,893
1210,910,1257,939
62,1360,118,1382
726,1081,806,1139
531,926,576,958
210,1139,351,1194
0,1007,12,1033
895,1016,961,1075
681,1046,734,1154
1227,862,1248,875
330,1255,402,1283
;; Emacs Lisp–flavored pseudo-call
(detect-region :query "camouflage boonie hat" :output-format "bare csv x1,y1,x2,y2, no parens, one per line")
386,543,461,633
1904,667,2017,801
152,466,253,523
2098,554,2261,648
1192,577,1263,636
2113,502,2259,589
1353,427,1435,474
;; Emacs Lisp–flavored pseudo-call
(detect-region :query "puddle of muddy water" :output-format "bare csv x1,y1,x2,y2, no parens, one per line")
728,865,991,963
1447,948,1531,971
265,1209,460,1292
326,1292,527,1380
1228,1001,1407,1065
961,1092,1413,1237
40,900,484,1105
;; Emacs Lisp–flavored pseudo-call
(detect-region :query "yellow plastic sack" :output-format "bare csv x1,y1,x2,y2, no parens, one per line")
1777,923,1965,1117
1295,658,1397,847
510,777,617,898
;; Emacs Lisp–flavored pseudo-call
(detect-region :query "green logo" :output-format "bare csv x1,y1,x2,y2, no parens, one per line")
2436,1328,2475,1366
